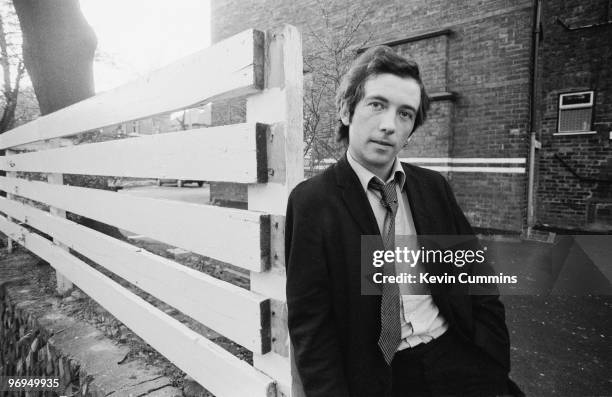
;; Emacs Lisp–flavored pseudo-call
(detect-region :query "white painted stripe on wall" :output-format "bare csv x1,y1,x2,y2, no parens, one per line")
308,158,527,173
309,163,526,174
400,157,526,164
420,166,525,173
553,131,597,136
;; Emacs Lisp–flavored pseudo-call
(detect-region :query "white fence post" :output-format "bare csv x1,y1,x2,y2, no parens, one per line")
246,24,305,397
47,139,73,293
5,149,15,253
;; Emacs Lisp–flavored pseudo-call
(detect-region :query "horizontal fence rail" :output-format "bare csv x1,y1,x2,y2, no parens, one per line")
0,25,305,397
0,196,271,354
0,28,264,150
1,123,272,183
0,176,270,272
0,217,276,397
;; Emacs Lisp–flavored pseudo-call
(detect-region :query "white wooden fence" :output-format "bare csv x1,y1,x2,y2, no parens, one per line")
0,25,304,397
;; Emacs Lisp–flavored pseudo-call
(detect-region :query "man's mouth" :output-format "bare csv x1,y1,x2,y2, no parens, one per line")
370,139,394,147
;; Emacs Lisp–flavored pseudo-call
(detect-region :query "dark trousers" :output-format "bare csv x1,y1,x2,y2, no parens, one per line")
391,329,511,397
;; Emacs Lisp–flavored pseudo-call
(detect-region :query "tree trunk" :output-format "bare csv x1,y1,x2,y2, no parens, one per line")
12,0,97,115
12,0,124,241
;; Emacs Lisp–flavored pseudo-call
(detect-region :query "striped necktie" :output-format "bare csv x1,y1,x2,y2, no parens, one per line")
368,177,401,365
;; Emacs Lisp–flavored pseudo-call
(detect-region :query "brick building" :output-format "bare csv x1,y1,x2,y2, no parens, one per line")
535,0,612,231
210,0,612,233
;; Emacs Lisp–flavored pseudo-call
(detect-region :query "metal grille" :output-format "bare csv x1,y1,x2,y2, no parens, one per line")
559,108,592,132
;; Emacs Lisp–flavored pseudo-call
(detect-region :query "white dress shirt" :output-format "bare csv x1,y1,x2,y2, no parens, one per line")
346,150,448,350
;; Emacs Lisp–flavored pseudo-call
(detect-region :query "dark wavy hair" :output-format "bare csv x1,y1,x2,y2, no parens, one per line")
335,46,430,144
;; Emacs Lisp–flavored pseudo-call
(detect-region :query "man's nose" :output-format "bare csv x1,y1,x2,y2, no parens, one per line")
378,110,396,134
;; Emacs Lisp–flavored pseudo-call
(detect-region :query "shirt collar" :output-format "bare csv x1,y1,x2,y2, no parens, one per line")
346,150,406,192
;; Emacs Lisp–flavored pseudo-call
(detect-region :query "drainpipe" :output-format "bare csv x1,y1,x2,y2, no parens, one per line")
527,0,542,231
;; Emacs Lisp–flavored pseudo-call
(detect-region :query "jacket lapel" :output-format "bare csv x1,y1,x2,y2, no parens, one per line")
335,155,384,294
401,162,429,235
335,154,380,236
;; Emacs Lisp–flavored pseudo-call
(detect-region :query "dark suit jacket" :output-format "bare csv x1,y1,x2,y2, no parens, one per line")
285,155,511,397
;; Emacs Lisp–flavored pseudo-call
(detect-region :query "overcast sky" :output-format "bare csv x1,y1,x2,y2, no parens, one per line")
80,0,211,92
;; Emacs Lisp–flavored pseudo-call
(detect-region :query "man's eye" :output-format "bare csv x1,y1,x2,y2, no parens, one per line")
369,102,384,111
399,111,414,121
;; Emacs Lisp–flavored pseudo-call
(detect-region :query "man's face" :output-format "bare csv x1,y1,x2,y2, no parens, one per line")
342,73,421,180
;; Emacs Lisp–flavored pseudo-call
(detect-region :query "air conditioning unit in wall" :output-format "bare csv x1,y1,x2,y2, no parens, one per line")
557,91,594,133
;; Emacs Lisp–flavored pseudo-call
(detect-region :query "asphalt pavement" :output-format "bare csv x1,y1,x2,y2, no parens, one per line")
119,183,211,205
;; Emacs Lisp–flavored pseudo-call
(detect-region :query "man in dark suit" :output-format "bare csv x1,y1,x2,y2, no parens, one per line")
285,46,517,397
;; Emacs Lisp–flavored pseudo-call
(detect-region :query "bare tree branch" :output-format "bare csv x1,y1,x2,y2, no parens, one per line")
302,0,371,172
0,1,35,133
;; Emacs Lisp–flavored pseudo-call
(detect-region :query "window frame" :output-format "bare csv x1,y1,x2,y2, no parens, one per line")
555,90,596,136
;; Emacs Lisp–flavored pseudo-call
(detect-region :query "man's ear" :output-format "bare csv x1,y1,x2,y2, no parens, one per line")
340,105,350,126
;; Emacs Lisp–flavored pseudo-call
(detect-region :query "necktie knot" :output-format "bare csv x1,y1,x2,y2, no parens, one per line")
368,178,398,215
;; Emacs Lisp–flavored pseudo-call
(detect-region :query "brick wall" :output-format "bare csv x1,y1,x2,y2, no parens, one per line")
211,0,534,232
401,100,453,158
0,281,91,396
536,0,612,230
448,15,532,157
453,172,525,231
